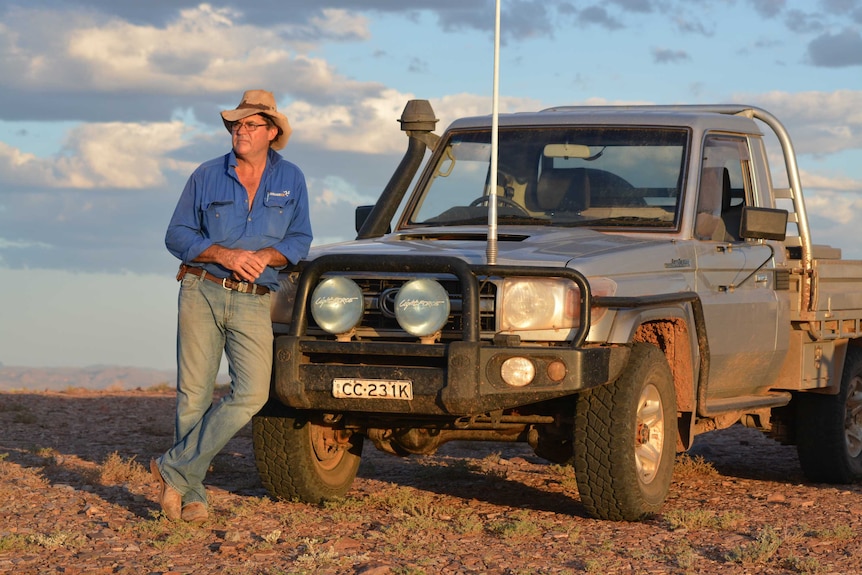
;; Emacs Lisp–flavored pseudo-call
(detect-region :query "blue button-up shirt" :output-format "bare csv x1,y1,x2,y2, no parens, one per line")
165,148,312,291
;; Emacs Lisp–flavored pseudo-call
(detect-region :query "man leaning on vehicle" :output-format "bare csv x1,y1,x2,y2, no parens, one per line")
151,89,312,523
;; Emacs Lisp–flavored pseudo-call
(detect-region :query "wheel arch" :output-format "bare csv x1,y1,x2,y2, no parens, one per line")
603,304,703,450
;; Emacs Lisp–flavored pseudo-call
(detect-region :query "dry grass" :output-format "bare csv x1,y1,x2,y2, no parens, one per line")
663,508,746,531
97,451,150,485
4,388,862,575
725,525,782,565
673,453,720,480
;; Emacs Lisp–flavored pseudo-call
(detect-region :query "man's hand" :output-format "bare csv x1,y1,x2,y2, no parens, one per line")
223,250,268,282
195,245,287,282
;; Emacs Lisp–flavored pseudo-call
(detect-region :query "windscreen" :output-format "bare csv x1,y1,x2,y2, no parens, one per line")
406,126,688,230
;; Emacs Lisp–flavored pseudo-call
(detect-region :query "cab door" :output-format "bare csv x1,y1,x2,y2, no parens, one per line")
693,135,787,401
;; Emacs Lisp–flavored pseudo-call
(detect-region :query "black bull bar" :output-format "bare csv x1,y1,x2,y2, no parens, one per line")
273,254,630,416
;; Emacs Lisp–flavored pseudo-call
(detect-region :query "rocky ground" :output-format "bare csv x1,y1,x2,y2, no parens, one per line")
1,388,861,575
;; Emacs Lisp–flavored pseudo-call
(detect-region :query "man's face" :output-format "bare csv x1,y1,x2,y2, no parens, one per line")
231,114,278,157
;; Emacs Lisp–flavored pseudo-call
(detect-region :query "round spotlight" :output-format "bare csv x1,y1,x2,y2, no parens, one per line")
394,279,450,337
500,357,536,387
310,277,364,335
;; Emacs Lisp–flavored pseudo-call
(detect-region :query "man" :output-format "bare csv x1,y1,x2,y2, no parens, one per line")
152,90,312,522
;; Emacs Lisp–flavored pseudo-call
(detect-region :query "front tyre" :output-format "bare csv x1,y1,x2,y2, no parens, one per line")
796,346,862,483
252,406,363,503
573,343,677,521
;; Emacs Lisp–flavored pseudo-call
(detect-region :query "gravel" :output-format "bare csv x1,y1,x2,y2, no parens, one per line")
1,388,861,575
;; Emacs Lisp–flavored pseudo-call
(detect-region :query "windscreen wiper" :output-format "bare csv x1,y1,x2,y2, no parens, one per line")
558,216,670,227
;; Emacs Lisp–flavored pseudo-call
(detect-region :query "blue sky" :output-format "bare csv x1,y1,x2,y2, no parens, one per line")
0,0,860,370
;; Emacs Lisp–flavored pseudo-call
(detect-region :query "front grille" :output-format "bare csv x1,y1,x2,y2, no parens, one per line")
306,276,497,340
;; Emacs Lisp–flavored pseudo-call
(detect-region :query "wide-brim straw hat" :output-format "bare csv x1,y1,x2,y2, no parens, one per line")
220,90,292,150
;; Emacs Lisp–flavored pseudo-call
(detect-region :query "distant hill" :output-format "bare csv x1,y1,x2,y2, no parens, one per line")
0,366,177,392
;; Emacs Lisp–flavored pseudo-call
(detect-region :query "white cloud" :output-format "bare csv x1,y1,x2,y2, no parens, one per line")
287,90,544,155
0,121,197,189
797,169,862,244
287,89,414,155
738,91,862,240
64,5,291,93
805,189,862,225
0,141,71,187
743,90,862,155
0,238,52,266
803,187,862,259
0,238,51,249
430,93,543,132
800,168,862,193
307,175,375,247
0,5,371,97
310,9,371,41
312,175,377,208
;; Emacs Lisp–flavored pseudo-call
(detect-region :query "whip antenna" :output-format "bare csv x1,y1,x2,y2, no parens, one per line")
486,0,501,265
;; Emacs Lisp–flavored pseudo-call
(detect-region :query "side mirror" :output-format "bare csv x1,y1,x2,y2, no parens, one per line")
740,207,787,241
355,205,391,234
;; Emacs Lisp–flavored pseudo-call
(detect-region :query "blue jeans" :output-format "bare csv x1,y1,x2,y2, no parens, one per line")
156,272,273,507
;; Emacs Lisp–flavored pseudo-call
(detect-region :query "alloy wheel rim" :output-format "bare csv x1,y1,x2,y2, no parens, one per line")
311,425,345,471
635,383,665,484
845,375,862,458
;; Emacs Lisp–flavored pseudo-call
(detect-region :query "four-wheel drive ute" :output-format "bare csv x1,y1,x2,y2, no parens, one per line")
252,101,862,520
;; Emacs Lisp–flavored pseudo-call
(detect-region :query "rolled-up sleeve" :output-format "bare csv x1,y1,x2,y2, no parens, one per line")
165,169,214,263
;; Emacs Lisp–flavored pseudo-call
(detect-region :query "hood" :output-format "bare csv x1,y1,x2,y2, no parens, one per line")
308,226,664,269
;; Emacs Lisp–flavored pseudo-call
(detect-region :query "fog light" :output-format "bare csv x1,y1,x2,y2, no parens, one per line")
500,357,535,387
394,279,450,338
310,277,364,336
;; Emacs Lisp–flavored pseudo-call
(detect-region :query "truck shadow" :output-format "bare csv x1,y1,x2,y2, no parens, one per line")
356,441,589,517
685,424,807,483
352,424,814,517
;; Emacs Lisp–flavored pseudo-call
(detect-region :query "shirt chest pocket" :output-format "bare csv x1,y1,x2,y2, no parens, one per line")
201,200,236,242
259,192,296,239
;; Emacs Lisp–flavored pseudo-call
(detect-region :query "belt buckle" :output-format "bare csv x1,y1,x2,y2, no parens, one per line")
221,276,254,293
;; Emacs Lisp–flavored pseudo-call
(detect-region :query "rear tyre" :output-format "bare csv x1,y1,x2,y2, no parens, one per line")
252,405,363,503
796,347,862,483
573,343,677,521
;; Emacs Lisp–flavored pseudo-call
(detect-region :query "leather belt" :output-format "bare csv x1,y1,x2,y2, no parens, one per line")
177,264,270,295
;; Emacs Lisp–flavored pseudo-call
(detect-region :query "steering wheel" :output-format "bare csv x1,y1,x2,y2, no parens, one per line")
468,194,530,216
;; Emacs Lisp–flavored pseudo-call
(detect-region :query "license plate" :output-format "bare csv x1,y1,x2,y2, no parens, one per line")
332,378,414,400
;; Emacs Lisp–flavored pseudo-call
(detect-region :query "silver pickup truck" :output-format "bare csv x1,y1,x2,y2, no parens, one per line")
254,101,862,520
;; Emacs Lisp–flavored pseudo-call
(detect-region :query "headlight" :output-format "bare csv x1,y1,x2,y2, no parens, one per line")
499,276,617,333
394,279,450,338
311,277,364,336
500,278,580,331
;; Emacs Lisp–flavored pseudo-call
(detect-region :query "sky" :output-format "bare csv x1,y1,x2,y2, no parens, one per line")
0,0,860,371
